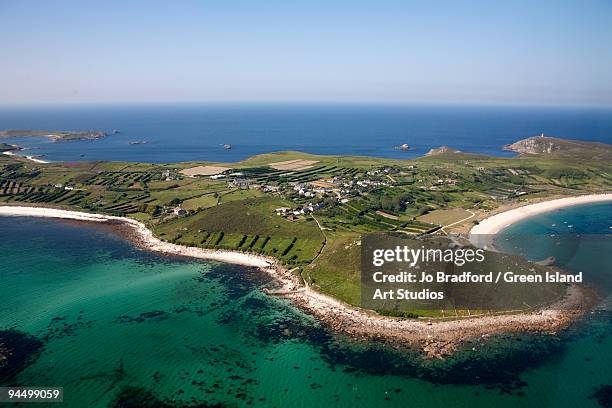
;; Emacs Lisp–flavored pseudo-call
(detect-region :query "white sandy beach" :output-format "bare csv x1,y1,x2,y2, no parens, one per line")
0,205,276,270
0,203,596,358
469,193,612,249
2,150,50,164
24,155,50,164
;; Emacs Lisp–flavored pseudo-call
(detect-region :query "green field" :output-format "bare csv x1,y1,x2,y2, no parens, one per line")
418,208,473,226
154,197,325,264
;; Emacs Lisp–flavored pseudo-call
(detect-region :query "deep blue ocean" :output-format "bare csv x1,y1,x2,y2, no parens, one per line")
1,103,611,163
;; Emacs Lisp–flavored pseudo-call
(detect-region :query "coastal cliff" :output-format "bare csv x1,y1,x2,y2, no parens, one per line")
503,136,563,154
504,136,612,158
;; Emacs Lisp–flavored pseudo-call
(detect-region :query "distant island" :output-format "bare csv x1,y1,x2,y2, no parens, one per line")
0,129,108,142
0,135,610,357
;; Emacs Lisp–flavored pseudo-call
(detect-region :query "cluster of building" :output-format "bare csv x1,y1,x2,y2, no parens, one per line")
227,178,282,192
292,179,335,197
428,178,458,189
274,202,323,220
172,205,187,216
161,169,179,181
292,175,390,200
53,183,75,191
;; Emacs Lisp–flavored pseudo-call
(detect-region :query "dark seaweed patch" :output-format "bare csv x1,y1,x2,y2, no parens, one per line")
116,310,170,323
251,315,327,345
111,386,226,407
203,263,274,299
229,291,565,392
216,293,327,346
172,305,220,318
214,284,562,392
0,329,44,384
591,385,612,408
44,315,96,340
220,291,547,392
212,286,328,345
312,333,567,393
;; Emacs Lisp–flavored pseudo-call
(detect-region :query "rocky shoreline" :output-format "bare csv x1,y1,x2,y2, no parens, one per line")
0,204,596,358
286,284,594,358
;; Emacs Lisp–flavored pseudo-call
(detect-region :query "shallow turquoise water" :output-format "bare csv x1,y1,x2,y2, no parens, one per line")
0,212,610,407
496,202,612,302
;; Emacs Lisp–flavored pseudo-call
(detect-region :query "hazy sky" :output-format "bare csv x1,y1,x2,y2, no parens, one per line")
1,0,611,106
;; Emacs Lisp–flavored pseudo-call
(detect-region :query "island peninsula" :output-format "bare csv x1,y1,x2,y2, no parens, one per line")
0,135,610,357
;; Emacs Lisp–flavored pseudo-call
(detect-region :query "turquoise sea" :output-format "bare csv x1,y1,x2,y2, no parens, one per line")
0,202,610,407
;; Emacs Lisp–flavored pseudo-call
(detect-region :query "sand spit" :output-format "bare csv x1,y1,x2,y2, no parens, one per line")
0,204,596,358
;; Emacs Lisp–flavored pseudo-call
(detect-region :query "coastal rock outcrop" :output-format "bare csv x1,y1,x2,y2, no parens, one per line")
503,136,612,161
503,136,562,154
425,146,460,156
